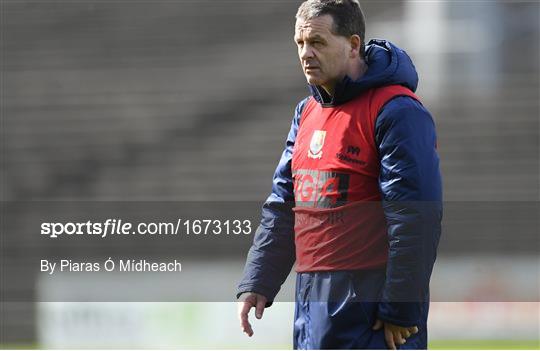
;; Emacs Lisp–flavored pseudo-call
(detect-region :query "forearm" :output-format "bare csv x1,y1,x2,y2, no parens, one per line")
377,201,441,326
237,197,296,303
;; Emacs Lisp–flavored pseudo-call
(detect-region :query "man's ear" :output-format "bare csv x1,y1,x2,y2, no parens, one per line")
349,34,362,58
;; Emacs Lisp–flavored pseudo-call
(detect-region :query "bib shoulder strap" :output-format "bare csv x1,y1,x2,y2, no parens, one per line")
368,84,421,122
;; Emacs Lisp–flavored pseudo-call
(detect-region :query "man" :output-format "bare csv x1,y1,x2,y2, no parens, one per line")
237,0,442,349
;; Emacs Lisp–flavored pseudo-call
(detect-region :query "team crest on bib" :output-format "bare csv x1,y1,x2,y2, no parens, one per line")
308,130,326,159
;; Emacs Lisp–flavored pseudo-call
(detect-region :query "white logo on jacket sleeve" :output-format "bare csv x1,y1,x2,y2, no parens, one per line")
308,130,326,159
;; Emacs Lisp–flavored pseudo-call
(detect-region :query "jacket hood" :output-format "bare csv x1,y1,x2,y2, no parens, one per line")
309,39,419,106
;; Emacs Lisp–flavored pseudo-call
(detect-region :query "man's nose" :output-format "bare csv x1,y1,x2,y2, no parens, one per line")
299,44,314,60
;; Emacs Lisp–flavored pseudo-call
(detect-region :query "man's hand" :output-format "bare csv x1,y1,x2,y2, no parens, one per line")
373,319,419,349
237,292,268,337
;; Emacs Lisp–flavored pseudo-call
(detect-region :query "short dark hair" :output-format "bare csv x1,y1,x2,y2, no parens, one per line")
296,0,366,57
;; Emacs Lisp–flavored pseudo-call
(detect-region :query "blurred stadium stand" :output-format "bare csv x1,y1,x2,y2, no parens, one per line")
1,0,538,345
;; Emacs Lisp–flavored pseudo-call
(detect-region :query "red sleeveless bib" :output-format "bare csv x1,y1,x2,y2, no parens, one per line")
292,85,419,272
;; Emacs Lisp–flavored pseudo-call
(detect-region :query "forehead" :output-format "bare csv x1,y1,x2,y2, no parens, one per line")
294,14,335,38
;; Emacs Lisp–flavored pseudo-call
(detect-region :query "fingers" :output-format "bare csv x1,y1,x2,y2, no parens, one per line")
255,297,266,319
237,293,267,337
238,301,254,337
372,319,383,331
381,322,419,349
408,326,419,334
394,330,406,346
384,327,396,350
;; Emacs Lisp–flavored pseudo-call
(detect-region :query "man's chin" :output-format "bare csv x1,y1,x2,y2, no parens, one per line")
305,76,323,86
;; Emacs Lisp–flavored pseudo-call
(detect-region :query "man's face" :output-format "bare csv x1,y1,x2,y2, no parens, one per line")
294,15,351,92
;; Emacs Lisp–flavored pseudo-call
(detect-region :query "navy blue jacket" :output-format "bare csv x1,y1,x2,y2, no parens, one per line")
238,39,442,327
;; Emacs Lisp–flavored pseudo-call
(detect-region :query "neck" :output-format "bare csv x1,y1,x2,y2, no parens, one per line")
321,58,368,97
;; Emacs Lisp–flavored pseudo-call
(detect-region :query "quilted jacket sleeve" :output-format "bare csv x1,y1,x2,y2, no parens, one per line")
236,97,309,305
374,96,443,326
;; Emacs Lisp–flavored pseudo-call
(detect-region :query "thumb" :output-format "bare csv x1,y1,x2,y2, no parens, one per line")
372,319,383,331
255,297,266,319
